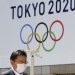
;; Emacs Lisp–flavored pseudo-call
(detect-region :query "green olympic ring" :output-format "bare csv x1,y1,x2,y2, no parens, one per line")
42,30,56,52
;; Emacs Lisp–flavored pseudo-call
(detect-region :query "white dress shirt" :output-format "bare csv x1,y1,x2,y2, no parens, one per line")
12,67,23,75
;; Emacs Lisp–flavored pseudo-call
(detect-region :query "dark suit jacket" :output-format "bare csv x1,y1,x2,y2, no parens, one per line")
2,69,27,75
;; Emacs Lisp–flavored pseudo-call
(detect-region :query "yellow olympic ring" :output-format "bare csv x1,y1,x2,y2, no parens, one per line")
27,32,41,52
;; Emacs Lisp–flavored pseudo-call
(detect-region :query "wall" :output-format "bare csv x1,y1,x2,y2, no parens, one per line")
1,64,75,75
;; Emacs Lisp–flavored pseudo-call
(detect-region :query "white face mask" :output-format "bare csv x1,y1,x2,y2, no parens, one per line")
16,63,27,74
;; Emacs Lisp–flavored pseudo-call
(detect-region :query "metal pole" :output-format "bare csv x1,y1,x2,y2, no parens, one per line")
30,51,34,75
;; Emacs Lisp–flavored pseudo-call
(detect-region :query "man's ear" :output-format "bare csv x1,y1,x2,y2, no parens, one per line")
10,60,14,65
10,60,17,69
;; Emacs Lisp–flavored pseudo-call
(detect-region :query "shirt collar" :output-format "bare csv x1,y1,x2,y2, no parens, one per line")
11,67,23,75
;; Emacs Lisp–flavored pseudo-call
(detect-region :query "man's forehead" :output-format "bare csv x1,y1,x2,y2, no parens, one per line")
16,55,27,59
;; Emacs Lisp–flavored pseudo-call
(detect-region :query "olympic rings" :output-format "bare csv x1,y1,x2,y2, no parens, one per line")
50,20,64,41
20,24,33,44
42,30,56,52
35,22,48,43
27,32,41,52
20,20,64,52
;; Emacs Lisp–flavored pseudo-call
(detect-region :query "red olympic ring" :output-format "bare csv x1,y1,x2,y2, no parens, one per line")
50,20,64,41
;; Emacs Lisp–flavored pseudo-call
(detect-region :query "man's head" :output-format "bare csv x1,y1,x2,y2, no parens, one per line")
10,50,27,73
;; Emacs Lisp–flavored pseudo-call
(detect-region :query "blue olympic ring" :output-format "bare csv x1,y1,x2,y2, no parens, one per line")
20,24,33,44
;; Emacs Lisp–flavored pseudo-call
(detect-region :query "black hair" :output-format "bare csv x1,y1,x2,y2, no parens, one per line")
10,50,27,61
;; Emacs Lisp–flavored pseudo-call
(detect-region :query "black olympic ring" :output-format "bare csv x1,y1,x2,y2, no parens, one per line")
35,22,48,43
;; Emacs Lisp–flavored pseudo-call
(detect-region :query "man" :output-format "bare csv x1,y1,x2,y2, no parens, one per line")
3,50,28,75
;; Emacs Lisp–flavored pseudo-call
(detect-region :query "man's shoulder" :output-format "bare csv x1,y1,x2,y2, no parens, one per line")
1,69,15,75
1,69,28,75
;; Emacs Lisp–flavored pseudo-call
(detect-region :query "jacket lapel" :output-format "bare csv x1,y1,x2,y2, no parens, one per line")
10,70,15,75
